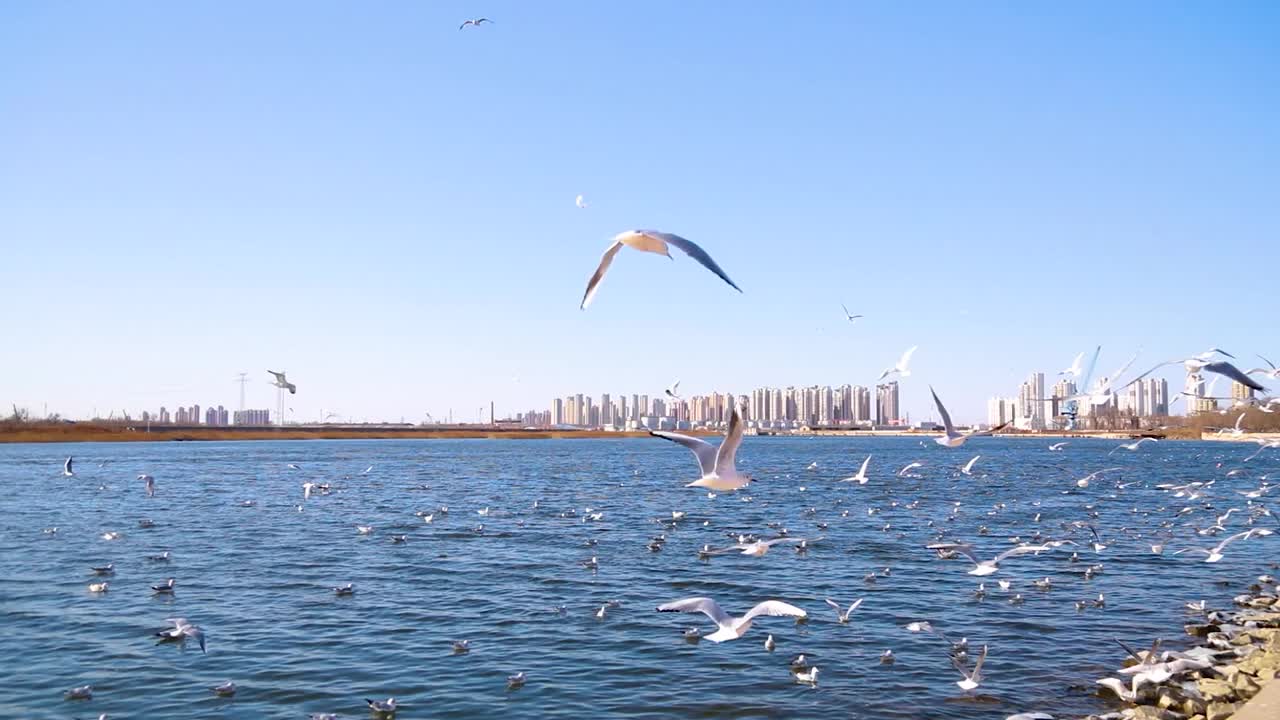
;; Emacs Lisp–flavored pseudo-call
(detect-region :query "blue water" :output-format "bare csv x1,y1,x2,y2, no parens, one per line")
1,437,1276,719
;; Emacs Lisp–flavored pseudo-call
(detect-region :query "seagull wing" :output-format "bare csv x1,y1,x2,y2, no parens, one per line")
1113,360,1179,393
995,544,1047,562
741,600,807,622
898,345,918,371
1203,361,1266,392
657,597,731,628
649,431,717,476
858,454,871,477
644,231,742,293
1213,529,1257,554
580,240,625,309
1078,345,1103,389
713,401,744,476
929,386,957,436
1260,354,1277,371
825,598,841,611
971,645,988,681
927,542,980,564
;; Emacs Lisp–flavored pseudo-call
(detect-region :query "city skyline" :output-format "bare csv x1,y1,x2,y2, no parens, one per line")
2,4,1277,424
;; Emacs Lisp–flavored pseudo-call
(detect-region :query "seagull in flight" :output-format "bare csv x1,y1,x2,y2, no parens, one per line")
665,380,682,401
649,399,749,491
1194,347,1236,361
656,597,807,642
1049,442,1069,451
1075,467,1122,488
1246,355,1280,381
878,346,917,381
580,230,741,309
824,597,863,623
953,644,988,691
1060,351,1087,377
63,456,75,477
155,617,206,653
930,387,1008,448
898,461,924,477
706,536,811,557
575,193,587,209
268,370,296,394
459,17,492,29
960,455,980,476
1110,438,1156,456
840,304,864,323
1174,528,1274,563
841,455,871,484
138,474,155,497
927,542,1062,576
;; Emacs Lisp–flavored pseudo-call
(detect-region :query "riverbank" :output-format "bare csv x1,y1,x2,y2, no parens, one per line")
1080,571,1280,720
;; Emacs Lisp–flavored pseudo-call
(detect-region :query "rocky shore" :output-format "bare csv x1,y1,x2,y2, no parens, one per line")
1075,571,1280,720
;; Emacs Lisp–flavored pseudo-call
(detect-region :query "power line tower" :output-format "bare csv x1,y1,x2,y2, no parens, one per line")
234,372,250,411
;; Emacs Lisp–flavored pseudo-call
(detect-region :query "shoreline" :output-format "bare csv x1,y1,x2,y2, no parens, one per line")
1,421,1273,445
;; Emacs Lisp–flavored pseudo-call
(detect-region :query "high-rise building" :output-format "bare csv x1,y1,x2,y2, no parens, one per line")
1232,381,1256,403
234,409,271,425
601,394,612,426
1146,378,1169,416
875,382,900,425
551,398,564,425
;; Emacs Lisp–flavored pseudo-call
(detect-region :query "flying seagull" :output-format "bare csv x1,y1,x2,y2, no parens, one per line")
656,597,806,642
927,541,1064,576
580,230,741,309
139,474,155,497
1174,528,1273,563
575,194,587,209
824,597,863,623
960,455,980,476
878,346,918,381
459,17,492,29
155,617,206,653
953,644,988,691
649,399,749,491
665,380,682,401
840,304,864,323
1246,355,1280,381
1109,438,1156,456
268,370,296,394
63,456,75,477
930,387,1008,448
841,455,871,484
1060,351,1087,377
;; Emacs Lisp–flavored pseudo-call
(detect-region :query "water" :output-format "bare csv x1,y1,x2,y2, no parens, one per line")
1,437,1275,719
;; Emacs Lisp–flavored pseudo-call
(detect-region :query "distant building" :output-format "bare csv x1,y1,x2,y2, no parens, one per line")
1232,381,1256,402
234,409,271,426
875,381,900,425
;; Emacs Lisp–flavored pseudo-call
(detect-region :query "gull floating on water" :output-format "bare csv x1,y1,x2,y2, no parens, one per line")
656,597,806,642
580,230,741,309
212,681,236,697
794,666,819,684
334,583,355,596
365,697,398,714
650,400,749,491
507,671,526,689
878,346,917,381
64,685,93,700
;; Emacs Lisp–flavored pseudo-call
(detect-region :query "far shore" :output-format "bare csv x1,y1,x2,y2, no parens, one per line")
4,420,1273,445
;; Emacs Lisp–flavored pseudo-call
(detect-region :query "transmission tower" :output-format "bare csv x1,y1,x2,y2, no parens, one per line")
234,372,250,411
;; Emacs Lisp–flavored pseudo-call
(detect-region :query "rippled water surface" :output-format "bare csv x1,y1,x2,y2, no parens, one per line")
2,437,1277,719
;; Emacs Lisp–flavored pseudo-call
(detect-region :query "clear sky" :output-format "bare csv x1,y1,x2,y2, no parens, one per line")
2,1,1277,424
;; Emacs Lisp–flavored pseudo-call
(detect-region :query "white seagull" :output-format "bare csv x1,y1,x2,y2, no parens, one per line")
1174,528,1274,563
63,456,75,476
954,644,988,691
155,617,206,653
824,597,863,623
1109,438,1156,455
878,346,918,381
931,388,1009,448
665,380,682,401
1245,354,1280,381
580,230,742,309
927,542,1061,576
575,193,587,209
841,455,871,484
458,17,491,29
268,370,296,394
656,597,807,642
1049,442,1068,451
1060,351,1087,377
961,455,981,476
139,474,155,497
649,399,749,491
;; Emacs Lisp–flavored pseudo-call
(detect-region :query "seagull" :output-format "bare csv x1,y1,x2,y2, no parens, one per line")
63,456,75,476
897,462,924,477
1246,354,1280,380
580,230,741,309
333,583,355,596
365,698,398,714
794,666,819,684
961,455,981,476
649,400,749,491
1109,438,1156,455
764,634,776,651
1075,467,1122,488
931,387,1009,448
303,482,316,500
155,617,206,653
953,644,988,691
458,17,491,29
1174,528,1274,563
507,671,526,689
1060,351,1087,377
1049,442,1069,451
64,685,93,700
267,370,296,394
878,346,918,381
665,380,682,401
824,597,863,623
138,474,155,497
841,455,872,484
452,640,471,654
840,304,863,323
575,194,587,209
212,681,237,697
100,531,121,541
1195,347,1236,361
927,542,1061,576
90,563,114,575
152,578,176,594
706,536,809,557
880,649,895,664
88,582,109,593
656,597,806,642
356,525,374,535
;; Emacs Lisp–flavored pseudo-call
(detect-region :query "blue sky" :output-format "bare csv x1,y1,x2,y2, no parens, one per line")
2,1,1277,424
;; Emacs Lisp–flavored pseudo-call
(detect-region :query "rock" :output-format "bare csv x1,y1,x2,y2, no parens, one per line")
1231,671,1261,699
1130,707,1165,720
1196,678,1234,703
1205,701,1237,720
1238,650,1280,676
